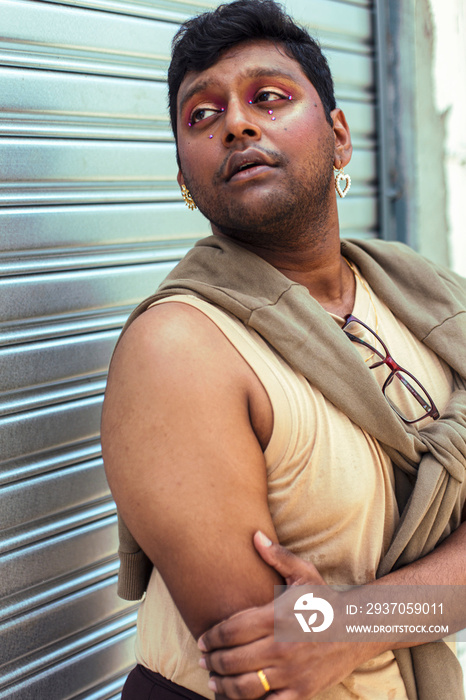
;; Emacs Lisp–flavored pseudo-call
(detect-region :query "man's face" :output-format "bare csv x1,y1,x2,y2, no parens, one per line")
176,40,342,249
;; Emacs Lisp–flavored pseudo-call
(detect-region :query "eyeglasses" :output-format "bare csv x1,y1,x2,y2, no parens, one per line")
342,314,439,424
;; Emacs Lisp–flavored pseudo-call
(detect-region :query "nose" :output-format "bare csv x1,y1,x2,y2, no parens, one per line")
221,100,261,146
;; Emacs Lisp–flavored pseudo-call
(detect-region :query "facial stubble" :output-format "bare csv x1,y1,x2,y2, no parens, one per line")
182,134,336,252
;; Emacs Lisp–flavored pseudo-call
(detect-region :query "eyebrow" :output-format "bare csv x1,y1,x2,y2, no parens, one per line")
178,67,299,117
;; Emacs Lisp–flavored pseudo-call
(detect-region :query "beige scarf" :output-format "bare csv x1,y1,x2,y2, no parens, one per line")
116,235,466,699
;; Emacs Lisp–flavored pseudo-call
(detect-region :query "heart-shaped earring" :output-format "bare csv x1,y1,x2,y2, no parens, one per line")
334,166,351,198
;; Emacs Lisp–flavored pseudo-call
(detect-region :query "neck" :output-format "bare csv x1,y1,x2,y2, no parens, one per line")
213,226,356,318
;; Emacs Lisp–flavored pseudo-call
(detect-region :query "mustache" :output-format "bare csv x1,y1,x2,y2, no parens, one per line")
214,147,288,183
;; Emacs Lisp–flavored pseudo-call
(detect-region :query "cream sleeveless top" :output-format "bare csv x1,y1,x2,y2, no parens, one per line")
134,270,453,699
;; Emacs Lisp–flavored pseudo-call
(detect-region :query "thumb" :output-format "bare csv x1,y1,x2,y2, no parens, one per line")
254,530,325,586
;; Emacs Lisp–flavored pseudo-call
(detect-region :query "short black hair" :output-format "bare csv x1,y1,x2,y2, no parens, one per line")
168,0,336,142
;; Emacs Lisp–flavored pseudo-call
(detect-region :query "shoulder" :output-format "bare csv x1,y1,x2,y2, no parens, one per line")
104,298,273,432
111,299,247,382
103,297,273,457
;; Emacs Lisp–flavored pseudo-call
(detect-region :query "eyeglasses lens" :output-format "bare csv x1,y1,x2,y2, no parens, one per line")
383,372,434,422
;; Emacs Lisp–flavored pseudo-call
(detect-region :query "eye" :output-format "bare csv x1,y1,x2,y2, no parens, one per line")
255,90,288,103
190,106,220,124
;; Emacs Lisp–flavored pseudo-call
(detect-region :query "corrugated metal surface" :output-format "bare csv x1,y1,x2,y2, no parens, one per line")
0,0,377,697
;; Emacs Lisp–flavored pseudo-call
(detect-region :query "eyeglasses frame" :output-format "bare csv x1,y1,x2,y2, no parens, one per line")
342,314,440,424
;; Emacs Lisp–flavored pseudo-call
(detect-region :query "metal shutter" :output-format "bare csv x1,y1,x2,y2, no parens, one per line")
0,0,377,697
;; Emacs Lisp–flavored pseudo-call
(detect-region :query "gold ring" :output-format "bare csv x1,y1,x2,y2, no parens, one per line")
257,669,270,693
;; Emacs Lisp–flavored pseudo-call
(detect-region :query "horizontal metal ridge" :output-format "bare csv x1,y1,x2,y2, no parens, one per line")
0,332,114,413
41,0,198,23
0,261,177,325
1,394,104,464
1,1,176,79
0,440,102,486
0,575,138,667
0,244,194,276
0,310,130,347
310,34,373,57
335,87,375,103
0,202,206,254
0,611,137,691
0,458,109,535
338,0,371,6
291,0,373,35
0,65,170,139
0,45,168,81
0,330,115,377
0,183,182,208
0,378,108,417
0,626,136,698
0,498,116,555
0,515,118,599
0,559,119,622
338,196,377,239
0,117,173,142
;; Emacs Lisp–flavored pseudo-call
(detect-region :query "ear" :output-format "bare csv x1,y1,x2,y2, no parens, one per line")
177,170,185,189
331,108,352,169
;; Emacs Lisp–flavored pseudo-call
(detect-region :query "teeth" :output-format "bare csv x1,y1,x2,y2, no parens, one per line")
239,162,256,172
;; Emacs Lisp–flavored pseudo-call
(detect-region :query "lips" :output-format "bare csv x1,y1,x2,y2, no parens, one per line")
225,149,276,182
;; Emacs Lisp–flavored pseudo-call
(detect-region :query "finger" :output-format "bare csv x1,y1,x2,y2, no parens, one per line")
200,637,278,676
208,667,276,700
199,603,274,652
253,531,325,586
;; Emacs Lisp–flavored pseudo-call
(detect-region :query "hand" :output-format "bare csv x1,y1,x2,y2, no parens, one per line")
198,532,376,700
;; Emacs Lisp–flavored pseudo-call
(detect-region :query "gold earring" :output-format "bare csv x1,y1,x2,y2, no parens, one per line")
181,184,197,210
334,166,351,198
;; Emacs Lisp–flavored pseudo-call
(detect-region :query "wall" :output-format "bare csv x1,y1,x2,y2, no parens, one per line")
430,0,466,278
382,0,466,274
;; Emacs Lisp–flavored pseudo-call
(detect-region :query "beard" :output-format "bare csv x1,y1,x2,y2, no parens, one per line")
182,136,336,252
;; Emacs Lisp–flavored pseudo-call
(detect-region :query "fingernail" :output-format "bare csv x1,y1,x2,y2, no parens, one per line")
199,657,207,669
257,530,272,547
198,637,207,652
208,678,218,692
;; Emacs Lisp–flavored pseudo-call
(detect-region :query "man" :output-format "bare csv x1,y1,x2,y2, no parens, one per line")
101,1,466,699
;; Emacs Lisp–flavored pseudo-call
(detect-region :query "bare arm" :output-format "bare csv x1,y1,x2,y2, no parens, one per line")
101,302,282,639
